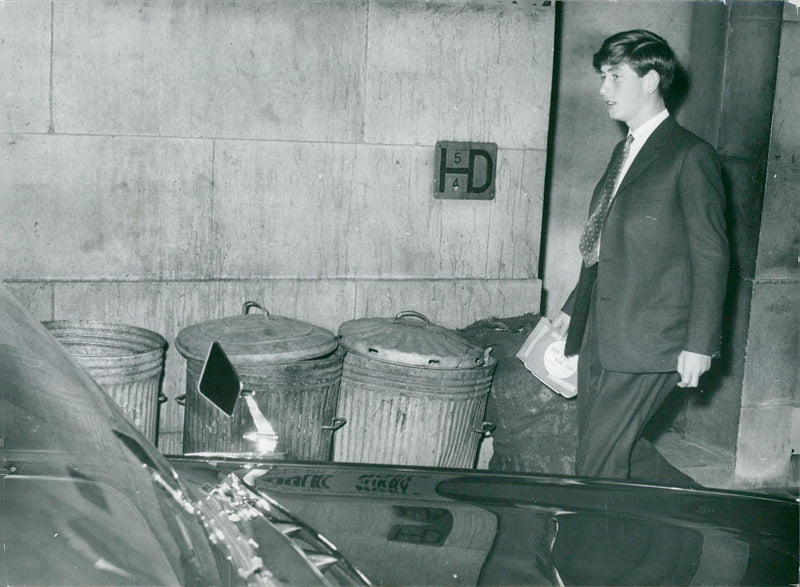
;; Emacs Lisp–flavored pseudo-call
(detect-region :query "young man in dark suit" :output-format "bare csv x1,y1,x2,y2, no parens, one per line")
552,30,729,486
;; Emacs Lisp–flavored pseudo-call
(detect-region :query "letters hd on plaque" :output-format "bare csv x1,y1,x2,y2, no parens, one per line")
434,141,497,200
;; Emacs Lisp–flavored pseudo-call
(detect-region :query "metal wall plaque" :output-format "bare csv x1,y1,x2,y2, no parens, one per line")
433,141,497,200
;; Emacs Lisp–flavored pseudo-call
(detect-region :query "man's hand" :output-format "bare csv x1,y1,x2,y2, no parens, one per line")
550,311,571,339
676,350,711,388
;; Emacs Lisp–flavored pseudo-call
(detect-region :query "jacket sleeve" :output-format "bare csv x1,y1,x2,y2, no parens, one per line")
678,141,729,357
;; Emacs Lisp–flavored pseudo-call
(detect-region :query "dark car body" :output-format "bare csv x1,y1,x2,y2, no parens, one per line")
1,284,798,586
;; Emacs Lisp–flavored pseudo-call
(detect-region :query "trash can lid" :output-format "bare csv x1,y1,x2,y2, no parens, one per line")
175,301,337,364
338,311,490,369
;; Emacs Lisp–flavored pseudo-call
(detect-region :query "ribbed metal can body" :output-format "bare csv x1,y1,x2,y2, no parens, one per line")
43,320,167,444
176,302,343,460
181,348,343,460
333,350,495,468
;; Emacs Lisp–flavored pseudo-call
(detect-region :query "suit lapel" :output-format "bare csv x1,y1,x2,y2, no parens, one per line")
615,117,676,196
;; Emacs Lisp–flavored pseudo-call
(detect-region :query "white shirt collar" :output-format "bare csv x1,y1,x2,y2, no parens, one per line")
612,109,669,195
629,109,669,144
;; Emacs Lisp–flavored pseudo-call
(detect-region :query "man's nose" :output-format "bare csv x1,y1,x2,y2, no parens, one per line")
599,78,612,97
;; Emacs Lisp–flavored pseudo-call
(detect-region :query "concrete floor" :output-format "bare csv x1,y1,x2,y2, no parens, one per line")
479,432,799,496
652,432,735,489
475,433,734,487
654,432,799,496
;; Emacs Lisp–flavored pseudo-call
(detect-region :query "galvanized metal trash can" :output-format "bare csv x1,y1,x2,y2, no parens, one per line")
175,302,344,460
334,311,496,468
43,320,167,444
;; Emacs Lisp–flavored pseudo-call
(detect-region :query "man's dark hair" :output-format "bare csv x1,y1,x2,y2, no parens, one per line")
593,30,678,95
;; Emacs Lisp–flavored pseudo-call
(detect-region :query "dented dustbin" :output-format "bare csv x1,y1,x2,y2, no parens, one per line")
334,311,496,468
175,302,344,460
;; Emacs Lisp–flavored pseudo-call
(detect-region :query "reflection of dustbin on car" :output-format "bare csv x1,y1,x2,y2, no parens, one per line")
43,320,167,445
175,302,344,460
334,311,496,468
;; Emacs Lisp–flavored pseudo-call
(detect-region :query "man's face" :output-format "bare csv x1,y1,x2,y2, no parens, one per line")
597,62,651,128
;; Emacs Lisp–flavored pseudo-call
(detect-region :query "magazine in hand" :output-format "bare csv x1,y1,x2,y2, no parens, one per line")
516,317,578,398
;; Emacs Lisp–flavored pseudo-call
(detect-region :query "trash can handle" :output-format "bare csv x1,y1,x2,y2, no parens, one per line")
175,393,186,406
394,310,430,324
158,392,168,404
322,417,347,432
243,301,271,317
472,421,496,438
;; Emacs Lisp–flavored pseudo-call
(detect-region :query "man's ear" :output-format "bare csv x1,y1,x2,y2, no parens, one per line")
644,69,661,95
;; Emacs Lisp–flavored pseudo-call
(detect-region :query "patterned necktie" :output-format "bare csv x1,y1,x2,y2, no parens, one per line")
579,134,634,267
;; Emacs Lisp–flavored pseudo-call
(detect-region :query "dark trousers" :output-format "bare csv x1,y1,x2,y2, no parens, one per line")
575,301,699,487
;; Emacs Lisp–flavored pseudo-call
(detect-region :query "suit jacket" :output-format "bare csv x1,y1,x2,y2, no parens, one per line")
562,117,729,373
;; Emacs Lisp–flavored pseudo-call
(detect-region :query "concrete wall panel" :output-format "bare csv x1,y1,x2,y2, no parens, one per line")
5,282,54,321
680,392,740,459
52,279,357,336
213,141,443,277
736,278,798,486
434,199,493,278
722,156,768,279
717,2,783,160
53,0,367,141
1,0,51,134
740,282,798,409
213,141,544,279
734,4,798,488
680,2,728,145
0,135,214,280
735,404,794,487
486,149,546,279
756,17,799,278
757,162,800,277
213,140,357,278
354,278,540,330
365,1,554,148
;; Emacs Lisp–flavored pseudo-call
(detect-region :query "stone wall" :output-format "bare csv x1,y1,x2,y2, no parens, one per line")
1,0,553,453
735,2,800,487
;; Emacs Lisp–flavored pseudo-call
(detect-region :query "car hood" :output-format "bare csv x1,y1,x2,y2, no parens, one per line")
3,475,181,586
169,457,799,587
0,286,222,585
